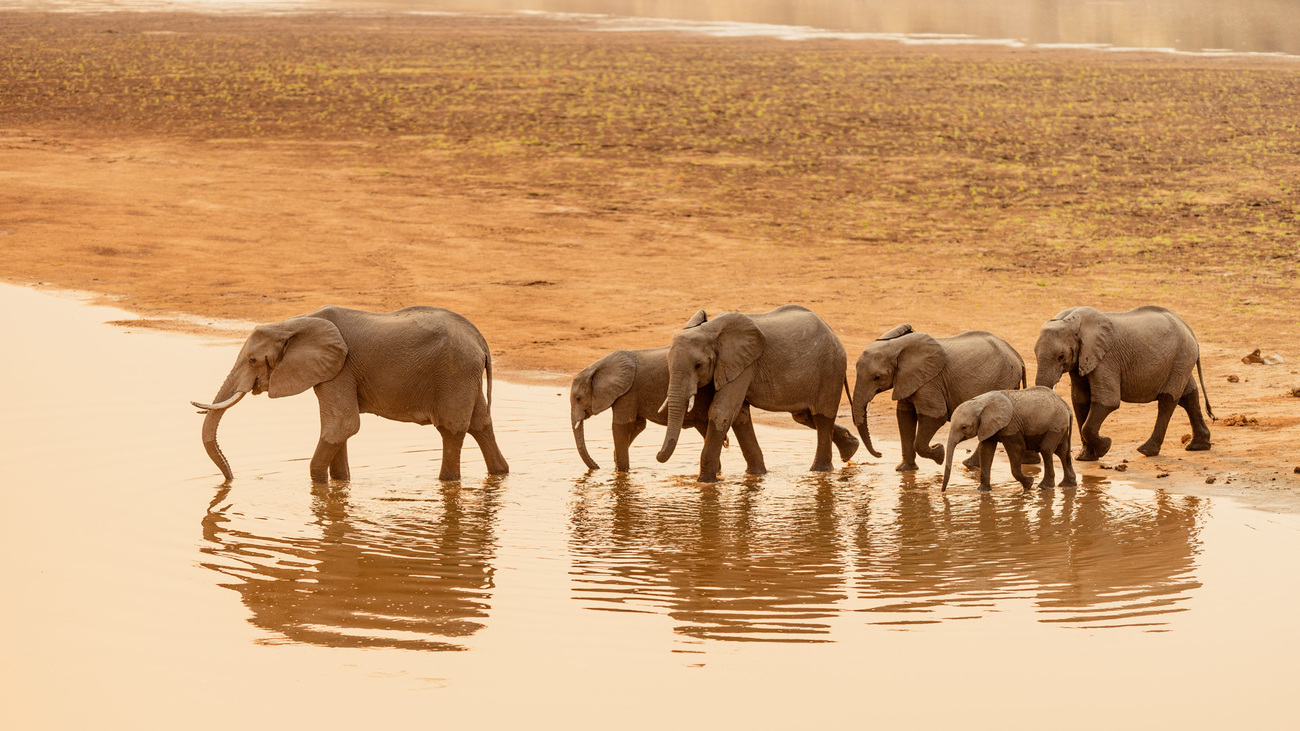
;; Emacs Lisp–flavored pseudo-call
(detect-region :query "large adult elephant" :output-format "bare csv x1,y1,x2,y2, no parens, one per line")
192,305,509,483
655,305,858,482
851,324,1028,472
1034,305,1213,460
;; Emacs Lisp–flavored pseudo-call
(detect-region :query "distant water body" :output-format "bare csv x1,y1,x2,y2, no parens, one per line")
5,0,1299,57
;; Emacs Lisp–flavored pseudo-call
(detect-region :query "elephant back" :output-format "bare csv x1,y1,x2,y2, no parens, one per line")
937,331,1027,413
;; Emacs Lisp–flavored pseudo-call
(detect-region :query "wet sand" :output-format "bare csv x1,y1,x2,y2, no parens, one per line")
4,283,1300,728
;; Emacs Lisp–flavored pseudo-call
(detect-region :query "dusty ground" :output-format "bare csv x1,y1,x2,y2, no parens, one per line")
2,11,1298,504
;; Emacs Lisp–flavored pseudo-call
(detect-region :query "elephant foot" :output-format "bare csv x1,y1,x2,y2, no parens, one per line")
1036,479,1055,490
1077,437,1111,461
696,472,721,484
1059,475,1078,488
1185,438,1212,452
1017,477,1034,490
835,433,860,462
745,464,768,476
809,460,834,472
961,453,980,470
924,445,945,466
978,484,993,492
896,461,919,473
1137,440,1162,457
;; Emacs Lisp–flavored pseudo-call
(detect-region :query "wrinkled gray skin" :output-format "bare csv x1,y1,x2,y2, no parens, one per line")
852,324,1030,473
1034,305,1213,461
941,387,1077,492
657,305,859,482
570,342,765,473
194,305,509,483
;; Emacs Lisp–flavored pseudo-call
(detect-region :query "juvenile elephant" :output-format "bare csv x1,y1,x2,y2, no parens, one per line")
851,324,1028,472
940,387,1077,492
193,305,509,483
570,340,765,473
656,305,859,482
1034,305,1213,461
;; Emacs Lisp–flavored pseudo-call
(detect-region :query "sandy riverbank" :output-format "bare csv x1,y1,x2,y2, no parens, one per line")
2,10,1298,503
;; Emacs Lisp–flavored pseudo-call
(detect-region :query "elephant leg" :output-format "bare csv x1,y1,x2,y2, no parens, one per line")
468,393,509,476
310,388,360,483
1035,432,1062,490
329,441,351,481
895,402,920,472
1180,386,1212,451
1004,437,1033,490
1137,393,1178,457
913,414,946,466
437,427,467,481
730,413,767,475
1056,433,1077,487
698,421,729,483
1077,401,1117,461
612,420,637,473
794,411,857,463
810,413,836,472
977,439,998,491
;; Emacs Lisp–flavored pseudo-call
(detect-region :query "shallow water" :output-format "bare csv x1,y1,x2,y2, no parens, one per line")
3,282,1300,728
4,0,1299,57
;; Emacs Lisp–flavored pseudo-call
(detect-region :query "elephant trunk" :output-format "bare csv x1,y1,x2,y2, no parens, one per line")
573,418,599,470
851,387,884,459
1035,362,1063,389
656,381,693,463
940,430,962,492
198,372,244,482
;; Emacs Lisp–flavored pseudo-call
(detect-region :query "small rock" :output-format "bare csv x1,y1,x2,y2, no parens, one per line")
1206,476,1217,484
1114,464,1128,472
1290,387,1300,398
1223,414,1260,426
1243,349,1265,364
1294,466,1300,474
1099,464,1113,470
1180,433,1192,445
1157,472,1170,478
1227,374,1240,383
1265,353,1286,365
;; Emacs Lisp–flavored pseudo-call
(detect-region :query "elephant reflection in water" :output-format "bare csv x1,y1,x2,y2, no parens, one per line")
855,475,1204,627
569,474,850,643
201,480,500,651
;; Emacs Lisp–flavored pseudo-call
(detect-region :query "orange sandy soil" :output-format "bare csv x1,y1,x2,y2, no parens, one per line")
2,11,1298,504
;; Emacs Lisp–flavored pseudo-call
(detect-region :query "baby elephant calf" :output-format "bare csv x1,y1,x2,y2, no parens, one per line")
941,386,1077,491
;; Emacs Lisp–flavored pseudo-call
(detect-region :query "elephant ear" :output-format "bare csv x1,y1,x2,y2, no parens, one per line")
893,332,947,400
1075,308,1114,376
711,313,765,390
683,309,708,329
589,350,637,414
259,316,348,398
876,323,914,341
977,392,1014,442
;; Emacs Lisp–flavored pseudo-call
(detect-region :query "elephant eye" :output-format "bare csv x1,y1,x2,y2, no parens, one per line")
248,357,256,365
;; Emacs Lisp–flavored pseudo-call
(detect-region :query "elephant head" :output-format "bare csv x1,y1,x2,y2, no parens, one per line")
656,311,763,463
1034,307,1114,388
941,392,1013,492
851,324,945,459
570,351,637,470
193,316,348,481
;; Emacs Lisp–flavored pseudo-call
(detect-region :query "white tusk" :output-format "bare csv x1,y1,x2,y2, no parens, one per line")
191,391,246,412
687,394,695,412
658,397,669,413
573,420,582,431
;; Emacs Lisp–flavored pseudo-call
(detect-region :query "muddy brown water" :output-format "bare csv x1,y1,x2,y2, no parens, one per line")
3,282,1299,728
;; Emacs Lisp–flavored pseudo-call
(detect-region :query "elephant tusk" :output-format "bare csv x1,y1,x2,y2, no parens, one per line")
687,394,695,412
658,396,669,413
573,419,582,431
191,391,246,412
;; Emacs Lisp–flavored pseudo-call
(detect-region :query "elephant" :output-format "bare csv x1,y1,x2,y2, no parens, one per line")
192,305,509,483
656,304,859,482
940,387,1077,491
1034,305,1214,461
570,338,766,473
851,324,1029,473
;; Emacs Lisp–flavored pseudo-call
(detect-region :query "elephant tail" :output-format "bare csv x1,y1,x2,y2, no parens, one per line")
485,350,494,409
1196,355,1214,421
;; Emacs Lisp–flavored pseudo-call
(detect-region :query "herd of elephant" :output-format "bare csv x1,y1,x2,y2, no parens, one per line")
193,303,1214,491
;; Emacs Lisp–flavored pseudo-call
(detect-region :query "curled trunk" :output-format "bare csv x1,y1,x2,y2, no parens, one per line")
1035,363,1063,389
656,381,693,463
201,374,240,481
573,419,599,470
851,387,884,459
